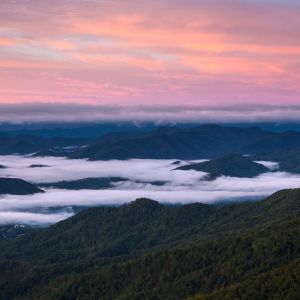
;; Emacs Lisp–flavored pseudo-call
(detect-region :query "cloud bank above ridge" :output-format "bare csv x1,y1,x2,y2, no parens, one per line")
0,103,300,123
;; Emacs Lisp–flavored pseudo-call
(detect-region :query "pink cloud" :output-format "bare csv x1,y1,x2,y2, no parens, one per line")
0,0,299,110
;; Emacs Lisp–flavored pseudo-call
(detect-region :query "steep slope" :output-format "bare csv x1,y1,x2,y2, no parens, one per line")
176,154,269,178
0,178,44,195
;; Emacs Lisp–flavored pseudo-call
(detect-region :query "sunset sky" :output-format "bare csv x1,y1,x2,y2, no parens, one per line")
0,0,300,122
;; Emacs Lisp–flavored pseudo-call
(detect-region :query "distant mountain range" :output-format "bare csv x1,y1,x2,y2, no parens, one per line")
0,178,44,195
1,122,300,137
0,122,158,138
0,188,299,299
0,132,90,155
1,124,300,174
70,125,300,174
70,125,272,160
176,153,269,178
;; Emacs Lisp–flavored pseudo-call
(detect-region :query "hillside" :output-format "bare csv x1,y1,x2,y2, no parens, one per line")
69,125,300,162
24,220,299,300
3,189,299,263
190,258,300,300
0,189,299,299
0,178,44,195
0,132,90,155
71,125,273,160
253,149,300,174
176,154,269,178
1,125,300,171
0,225,33,239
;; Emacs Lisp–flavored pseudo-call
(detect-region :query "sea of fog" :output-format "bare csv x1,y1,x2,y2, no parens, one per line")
0,155,300,226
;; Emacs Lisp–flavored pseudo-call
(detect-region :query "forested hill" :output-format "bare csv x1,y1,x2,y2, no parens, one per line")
1,125,300,173
69,125,300,174
176,153,269,178
0,188,299,299
0,178,44,195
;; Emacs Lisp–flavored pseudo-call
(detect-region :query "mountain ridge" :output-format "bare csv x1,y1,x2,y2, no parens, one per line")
175,153,269,178
0,188,299,299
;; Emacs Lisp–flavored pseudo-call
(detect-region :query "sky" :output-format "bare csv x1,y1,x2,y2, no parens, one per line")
0,0,300,122
2,155,300,225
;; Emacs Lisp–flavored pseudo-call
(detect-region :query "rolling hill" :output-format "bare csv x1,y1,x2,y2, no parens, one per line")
1,125,300,176
176,154,269,178
0,178,44,195
71,125,273,160
0,189,299,299
0,132,90,155
69,125,300,175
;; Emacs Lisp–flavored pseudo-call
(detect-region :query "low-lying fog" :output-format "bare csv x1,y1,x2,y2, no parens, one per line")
1,155,300,226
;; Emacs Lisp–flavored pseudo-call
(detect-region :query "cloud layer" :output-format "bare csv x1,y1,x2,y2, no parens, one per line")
1,103,300,123
0,155,300,225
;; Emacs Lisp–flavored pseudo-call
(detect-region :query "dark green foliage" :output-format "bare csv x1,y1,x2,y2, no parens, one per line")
0,190,299,299
0,225,34,239
176,154,269,178
192,259,300,300
0,178,44,195
49,220,300,300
